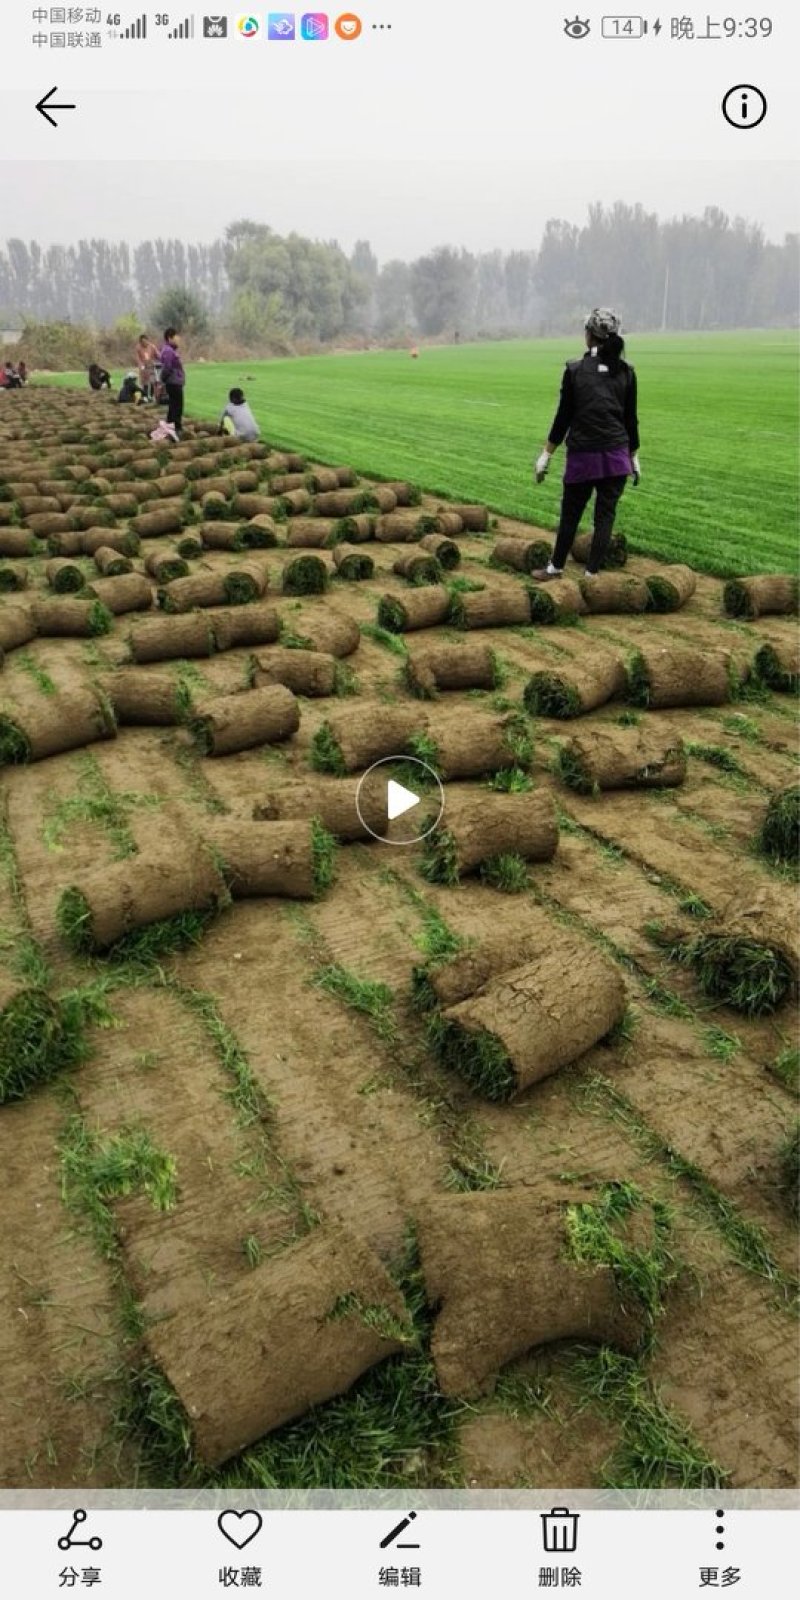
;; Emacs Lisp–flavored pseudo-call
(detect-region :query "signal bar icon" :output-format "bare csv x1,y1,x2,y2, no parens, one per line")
168,15,196,37
122,12,147,37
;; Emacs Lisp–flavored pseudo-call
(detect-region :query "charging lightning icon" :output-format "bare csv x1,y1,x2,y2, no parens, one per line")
653,17,662,32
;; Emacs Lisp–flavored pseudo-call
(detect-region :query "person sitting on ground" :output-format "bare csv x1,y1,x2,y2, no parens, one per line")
217,386,260,442
118,371,143,405
532,307,640,580
88,362,112,392
2,360,22,390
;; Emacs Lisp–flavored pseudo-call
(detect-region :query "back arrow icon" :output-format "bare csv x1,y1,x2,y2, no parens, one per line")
36,87,77,127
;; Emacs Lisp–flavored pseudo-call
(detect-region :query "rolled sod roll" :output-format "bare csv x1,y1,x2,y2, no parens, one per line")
278,487,313,516
332,542,375,581
270,472,309,495
491,536,552,573
220,559,270,606
437,953,626,1101
374,513,425,544
334,513,375,542
369,486,399,513
524,655,625,718
0,685,116,765
0,975,77,1104
664,888,797,1015
46,530,85,557
579,573,650,614
724,574,799,619
285,519,338,549
0,529,35,558
80,528,141,557
418,711,528,781
206,820,329,900
571,530,628,569
254,778,390,842
528,577,588,624
282,555,329,596
377,481,420,506
377,586,452,633
131,506,184,538
137,1222,411,1468
15,495,62,517
404,641,498,699
558,727,687,792
230,470,260,493
311,704,424,774
104,669,187,726
210,604,281,652
201,493,230,522
45,556,85,593
191,683,300,756
57,841,226,955
176,534,203,559
100,493,139,518
450,586,531,629
304,468,340,493
252,647,339,697
33,597,112,638
314,489,379,518
239,515,279,549
626,645,736,709
759,785,800,865
418,532,460,569
0,604,37,654
416,1189,647,1398
155,473,188,498
27,513,76,538
130,456,162,480
231,493,280,520
144,550,188,584
128,612,216,663
158,572,228,612
645,564,697,612
83,574,154,616
423,790,558,884
755,639,799,693
447,504,488,532
392,551,443,586
0,563,28,593
94,546,134,577
200,521,245,551
68,505,116,532
279,606,361,659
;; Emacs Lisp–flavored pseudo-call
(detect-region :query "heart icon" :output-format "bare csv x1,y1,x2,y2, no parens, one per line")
217,1510,263,1550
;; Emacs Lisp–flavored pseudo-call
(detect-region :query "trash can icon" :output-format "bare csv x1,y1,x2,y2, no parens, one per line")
541,1506,580,1553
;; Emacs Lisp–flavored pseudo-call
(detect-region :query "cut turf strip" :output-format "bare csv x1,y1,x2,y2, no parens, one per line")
557,727,687,793
133,1223,412,1468
421,790,558,884
759,784,800,866
524,654,625,718
404,641,498,699
190,684,300,756
57,836,228,954
0,686,116,764
626,645,739,709
207,820,336,900
0,978,83,1104
416,1188,650,1396
723,574,799,619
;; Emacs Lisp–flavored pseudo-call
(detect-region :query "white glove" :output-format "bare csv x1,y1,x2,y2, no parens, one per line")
534,450,551,484
631,454,641,486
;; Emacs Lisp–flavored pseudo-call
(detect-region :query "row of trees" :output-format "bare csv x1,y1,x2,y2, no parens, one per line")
1,204,796,349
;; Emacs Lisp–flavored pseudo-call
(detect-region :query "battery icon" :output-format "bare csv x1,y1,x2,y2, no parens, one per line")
602,15,647,36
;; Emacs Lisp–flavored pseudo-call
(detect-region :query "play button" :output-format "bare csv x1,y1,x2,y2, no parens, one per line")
356,757,445,845
387,778,420,821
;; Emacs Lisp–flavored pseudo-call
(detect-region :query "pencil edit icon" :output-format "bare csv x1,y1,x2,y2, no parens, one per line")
541,1508,580,1553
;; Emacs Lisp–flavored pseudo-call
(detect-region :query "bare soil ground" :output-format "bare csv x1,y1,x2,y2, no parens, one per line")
0,389,797,1490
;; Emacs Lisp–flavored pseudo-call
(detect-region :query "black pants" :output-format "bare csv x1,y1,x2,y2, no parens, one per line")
165,383,184,433
552,475,627,572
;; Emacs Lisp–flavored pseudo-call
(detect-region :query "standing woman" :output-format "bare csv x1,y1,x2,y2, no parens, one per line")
135,333,158,403
533,308,640,579
158,327,186,441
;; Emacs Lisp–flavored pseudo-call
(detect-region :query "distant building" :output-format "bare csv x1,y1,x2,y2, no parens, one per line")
1,328,23,348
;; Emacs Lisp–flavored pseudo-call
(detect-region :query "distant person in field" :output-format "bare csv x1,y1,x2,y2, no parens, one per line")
217,387,260,442
533,307,640,579
156,327,185,441
2,361,22,389
88,362,112,391
17,360,28,385
135,333,159,403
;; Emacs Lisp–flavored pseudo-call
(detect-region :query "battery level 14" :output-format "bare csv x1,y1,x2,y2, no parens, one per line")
602,16,648,36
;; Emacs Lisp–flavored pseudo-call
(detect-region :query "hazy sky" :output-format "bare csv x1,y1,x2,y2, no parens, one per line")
2,161,796,255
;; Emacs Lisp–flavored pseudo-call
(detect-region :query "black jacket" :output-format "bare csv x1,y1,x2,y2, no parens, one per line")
548,353,639,452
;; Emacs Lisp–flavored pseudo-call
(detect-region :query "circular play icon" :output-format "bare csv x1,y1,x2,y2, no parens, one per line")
356,757,444,845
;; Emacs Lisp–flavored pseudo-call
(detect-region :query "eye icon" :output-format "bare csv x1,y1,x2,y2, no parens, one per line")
564,16,591,38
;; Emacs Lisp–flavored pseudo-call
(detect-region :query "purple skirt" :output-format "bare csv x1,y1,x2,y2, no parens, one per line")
564,447,632,484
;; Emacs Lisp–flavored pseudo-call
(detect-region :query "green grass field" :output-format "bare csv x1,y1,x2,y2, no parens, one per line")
41,332,798,576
